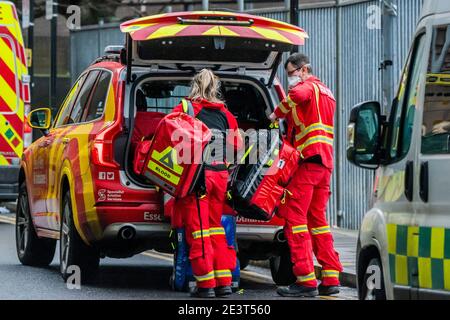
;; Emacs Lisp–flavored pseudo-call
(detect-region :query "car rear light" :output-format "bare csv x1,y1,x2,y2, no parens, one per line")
91,122,121,169
21,74,31,102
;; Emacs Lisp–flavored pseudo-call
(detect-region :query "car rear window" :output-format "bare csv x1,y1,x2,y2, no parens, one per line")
134,79,270,128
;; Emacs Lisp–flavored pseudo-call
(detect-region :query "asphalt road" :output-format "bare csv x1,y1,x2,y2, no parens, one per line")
0,211,357,300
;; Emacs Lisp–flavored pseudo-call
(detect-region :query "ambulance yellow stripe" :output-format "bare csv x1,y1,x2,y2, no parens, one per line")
430,227,445,259
407,226,419,257
146,24,189,40
250,26,292,44
418,258,432,289
2,27,27,73
0,153,9,165
0,74,19,112
6,24,24,46
0,38,17,74
387,224,397,255
395,255,408,286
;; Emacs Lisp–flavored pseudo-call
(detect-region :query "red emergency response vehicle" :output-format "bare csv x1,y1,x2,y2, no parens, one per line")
19,11,308,284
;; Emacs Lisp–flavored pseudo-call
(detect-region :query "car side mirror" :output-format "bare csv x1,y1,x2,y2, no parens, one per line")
28,108,52,132
347,101,382,169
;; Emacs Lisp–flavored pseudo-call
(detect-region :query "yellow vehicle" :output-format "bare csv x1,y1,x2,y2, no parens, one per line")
0,1,31,201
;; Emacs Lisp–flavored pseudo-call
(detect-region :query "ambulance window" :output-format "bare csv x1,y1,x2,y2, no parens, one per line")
389,32,426,160
67,70,100,125
54,74,86,128
421,26,450,155
82,71,112,122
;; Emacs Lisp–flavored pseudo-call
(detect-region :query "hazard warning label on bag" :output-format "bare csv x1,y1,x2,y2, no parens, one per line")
147,146,184,185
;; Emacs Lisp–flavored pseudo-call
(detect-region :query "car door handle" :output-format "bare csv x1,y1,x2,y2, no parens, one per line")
404,161,414,202
62,138,70,145
419,161,429,203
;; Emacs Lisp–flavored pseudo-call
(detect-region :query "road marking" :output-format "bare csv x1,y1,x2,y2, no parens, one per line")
0,215,15,224
141,250,173,263
319,295,342,300
240,270,274,284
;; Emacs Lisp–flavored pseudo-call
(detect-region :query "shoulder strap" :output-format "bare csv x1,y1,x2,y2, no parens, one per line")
181,99,195,117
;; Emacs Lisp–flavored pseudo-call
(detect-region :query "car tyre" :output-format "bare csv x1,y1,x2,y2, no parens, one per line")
60,191,100,284
16,182,56,266
361,257,386,300
270,245,296,286
238,253,250,270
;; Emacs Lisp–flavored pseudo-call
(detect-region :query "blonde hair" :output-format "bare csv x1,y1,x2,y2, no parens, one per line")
188,69,223,103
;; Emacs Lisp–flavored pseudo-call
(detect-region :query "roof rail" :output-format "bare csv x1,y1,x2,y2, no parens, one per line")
90,45,125,66
104,45,124,55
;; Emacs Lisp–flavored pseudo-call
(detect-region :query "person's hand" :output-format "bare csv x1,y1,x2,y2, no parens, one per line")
432,121,450,134
269,113,278,123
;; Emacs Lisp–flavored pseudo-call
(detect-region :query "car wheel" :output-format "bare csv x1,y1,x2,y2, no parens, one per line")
16,182,56,266
270,245,296,286
60,191,100,283
361,257,386,300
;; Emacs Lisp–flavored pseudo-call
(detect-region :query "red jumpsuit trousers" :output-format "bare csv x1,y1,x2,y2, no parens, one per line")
174,169,236,288
280,161,343,288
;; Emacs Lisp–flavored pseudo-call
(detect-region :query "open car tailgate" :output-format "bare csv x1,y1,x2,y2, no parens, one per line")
120,11,308,76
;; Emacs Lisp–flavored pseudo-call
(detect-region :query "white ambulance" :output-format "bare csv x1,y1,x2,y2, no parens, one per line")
348,0,450,300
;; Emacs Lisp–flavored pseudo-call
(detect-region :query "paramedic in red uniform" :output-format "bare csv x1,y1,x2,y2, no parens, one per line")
172,69,242,298
269,53,343,297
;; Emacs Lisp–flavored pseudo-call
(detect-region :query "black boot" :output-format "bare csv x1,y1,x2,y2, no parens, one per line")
190,287,216,298
318,285,340,296
277,283,319,298
215,286,233,297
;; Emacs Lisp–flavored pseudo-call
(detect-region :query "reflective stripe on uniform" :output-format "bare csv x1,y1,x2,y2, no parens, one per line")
297,272,316,283
277,100,290,114
209,227,226,236
295,122,334,142
286,95,297,109
311,226,331,236
297,135,333,154
292,225,308,234
194,271,215,282
214,269,232,278
312,83,322,123
192,229,210,239
322,270,340,278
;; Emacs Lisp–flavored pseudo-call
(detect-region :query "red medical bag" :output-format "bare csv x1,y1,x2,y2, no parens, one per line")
140,108,211,198
230,133,299,221
134,139,152,175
